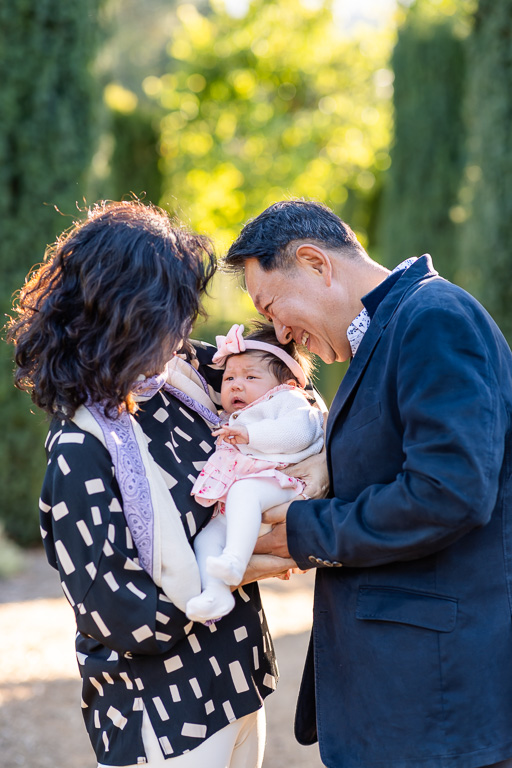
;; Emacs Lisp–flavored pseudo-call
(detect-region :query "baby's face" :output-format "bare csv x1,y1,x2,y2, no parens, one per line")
220,353,282,413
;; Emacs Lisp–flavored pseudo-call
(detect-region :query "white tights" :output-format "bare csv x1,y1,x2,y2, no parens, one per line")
186,478,297,623
99,706,265,768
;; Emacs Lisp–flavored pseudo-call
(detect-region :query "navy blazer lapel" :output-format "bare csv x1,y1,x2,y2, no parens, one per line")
325,321,383,447
325,255,437,448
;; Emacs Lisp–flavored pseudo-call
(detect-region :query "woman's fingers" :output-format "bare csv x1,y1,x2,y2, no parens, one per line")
260,500,291,525
253,522,290,558
239,554,297,585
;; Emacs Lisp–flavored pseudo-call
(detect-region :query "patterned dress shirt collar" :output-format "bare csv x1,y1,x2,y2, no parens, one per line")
347,257,418,357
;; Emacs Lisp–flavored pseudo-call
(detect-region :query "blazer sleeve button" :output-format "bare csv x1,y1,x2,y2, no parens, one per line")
332,561,343,567
308,555,317,564
322,560,333,566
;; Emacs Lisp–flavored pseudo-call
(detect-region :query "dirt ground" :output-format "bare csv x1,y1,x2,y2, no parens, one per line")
0,548,324,768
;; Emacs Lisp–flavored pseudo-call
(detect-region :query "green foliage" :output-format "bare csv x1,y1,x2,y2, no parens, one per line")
0,523,25,579
99,0,179,100
457,0,512,341
376,3,468,279
149,0,394,252
95,0,180,204
0,0,102,544
142,0,396,406
107,98,163,204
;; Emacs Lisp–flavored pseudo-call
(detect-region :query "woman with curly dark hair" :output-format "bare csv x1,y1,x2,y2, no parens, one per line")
6,200,295,768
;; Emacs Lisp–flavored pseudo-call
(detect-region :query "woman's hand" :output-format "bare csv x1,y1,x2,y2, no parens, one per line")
286,450,329,499
254,501,292,558
238,553,297,585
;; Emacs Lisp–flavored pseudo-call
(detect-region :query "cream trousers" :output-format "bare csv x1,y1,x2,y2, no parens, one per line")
98,706,265,768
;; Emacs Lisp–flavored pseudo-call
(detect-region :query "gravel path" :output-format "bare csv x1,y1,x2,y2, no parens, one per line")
0,549,324,767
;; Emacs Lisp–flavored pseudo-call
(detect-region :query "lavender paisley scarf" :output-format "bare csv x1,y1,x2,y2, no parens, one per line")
71,356,220,611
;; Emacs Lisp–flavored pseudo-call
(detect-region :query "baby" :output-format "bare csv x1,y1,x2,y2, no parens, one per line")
185,322,325,624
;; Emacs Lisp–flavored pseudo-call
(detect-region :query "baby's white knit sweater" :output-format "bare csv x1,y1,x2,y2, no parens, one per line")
227,385,325,464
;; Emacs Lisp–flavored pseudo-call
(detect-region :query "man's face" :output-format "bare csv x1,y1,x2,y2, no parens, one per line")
244,256,352,364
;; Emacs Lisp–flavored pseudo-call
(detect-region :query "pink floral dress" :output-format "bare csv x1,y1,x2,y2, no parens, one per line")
191,385,308,509
192,443,304,509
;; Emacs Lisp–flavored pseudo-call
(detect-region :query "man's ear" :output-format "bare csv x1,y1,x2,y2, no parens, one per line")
295,243,332,286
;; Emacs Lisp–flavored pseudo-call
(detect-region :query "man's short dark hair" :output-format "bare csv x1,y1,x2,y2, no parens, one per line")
224,199,364,273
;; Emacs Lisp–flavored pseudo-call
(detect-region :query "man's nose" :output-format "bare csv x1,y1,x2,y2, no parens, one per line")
274,322,292,344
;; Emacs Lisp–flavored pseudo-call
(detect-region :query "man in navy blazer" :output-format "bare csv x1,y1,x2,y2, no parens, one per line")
225,200,512,768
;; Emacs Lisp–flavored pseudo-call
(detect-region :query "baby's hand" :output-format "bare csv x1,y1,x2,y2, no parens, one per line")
212,424,249,445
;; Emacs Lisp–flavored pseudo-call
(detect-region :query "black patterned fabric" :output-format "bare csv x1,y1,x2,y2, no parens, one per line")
39,342,277,766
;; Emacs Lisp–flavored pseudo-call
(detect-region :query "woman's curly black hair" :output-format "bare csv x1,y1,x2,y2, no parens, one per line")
6,200,216,418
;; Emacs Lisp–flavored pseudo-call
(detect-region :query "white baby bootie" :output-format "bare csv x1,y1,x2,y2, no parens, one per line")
185,586,235,624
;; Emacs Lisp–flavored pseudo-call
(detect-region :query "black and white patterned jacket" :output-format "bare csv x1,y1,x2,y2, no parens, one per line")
39,343,277,766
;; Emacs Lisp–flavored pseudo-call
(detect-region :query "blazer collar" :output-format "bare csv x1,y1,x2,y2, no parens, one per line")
325,255,438,447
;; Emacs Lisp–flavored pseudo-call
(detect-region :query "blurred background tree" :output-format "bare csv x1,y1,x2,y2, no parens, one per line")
0,0,103,544
457,0,512,339
140,0,395,399
1,0,511,545
376,0,472,280
94,0,178,202
150,0,393,251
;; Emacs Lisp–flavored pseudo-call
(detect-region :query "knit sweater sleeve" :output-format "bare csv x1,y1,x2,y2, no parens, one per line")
243,390,324,456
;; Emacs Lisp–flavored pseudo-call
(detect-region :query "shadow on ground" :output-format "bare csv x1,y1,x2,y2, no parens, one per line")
0,549,323,768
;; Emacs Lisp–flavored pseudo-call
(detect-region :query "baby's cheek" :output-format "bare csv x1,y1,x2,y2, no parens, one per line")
220,391,231,412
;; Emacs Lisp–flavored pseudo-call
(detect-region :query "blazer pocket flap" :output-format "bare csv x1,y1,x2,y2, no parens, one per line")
356,587,457,632
344,402,381,431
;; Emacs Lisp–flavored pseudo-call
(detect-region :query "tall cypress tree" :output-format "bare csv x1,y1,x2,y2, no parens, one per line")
458,0,512,341
376,8,466,279
0,1,102,544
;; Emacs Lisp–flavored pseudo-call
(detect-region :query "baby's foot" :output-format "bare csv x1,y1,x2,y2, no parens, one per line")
186,588,235,624
206,554,245,586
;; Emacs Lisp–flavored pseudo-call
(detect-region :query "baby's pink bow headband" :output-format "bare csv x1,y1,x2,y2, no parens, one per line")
212,323,307,389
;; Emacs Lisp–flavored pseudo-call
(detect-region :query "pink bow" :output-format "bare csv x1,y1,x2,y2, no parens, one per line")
212,324,246,364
